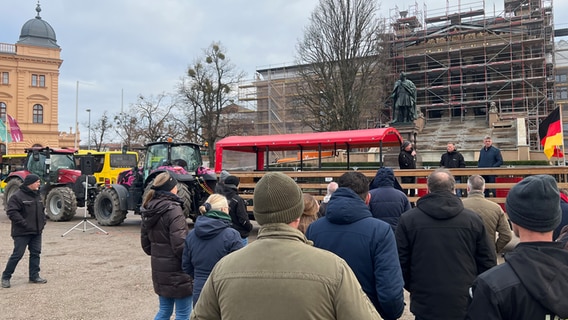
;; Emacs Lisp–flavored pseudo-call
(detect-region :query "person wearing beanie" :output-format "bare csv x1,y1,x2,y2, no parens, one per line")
467,175,568,320
191,172,381,320
213,170,231,193
398,140,417,200
217,175,253,245
140,172,194,319
368,167,411,230
396,168,496,320
2,174,46,288
306,171,404,320
182,194,243,306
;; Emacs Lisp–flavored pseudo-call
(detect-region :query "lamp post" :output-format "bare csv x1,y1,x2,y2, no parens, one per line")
86,108,91,150
74,81,79,149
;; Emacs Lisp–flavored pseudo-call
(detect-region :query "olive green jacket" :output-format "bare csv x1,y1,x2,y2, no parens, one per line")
191,223,382,320
462,191,513,253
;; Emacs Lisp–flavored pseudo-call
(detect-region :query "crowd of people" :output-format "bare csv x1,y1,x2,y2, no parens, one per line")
3,138,568,320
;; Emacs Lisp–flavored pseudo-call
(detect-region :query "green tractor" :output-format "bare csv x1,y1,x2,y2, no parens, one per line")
93,141,216,226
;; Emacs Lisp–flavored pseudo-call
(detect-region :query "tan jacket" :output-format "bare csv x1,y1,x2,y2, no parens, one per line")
462,191,513,253
191,223,382,320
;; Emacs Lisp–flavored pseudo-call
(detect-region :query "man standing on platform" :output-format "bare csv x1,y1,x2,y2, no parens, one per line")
477,136,503,197
440,142,466,196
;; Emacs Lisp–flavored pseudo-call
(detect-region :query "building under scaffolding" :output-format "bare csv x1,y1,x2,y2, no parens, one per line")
390,0,555,149
237,0,560,153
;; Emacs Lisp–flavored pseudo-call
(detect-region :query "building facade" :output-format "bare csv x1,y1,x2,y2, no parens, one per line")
0,3,75,155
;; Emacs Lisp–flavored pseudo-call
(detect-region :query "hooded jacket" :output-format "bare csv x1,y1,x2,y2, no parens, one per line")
369,167,411,229
396,191,497,320
6,185,46,237
306,187,404,320
191,223,382,320
466,242,568,320
218,183,253,238
141,191,193,299
182,211,243,305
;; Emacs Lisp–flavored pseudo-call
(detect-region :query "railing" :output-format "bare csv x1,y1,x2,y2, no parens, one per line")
0,43,16,54
231,167,568,211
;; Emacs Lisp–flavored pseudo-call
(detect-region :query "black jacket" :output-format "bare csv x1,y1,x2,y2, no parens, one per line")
141,191,193,298
6,185,46,237
219,184,253,238
398,150,416,170
466,242,568,320
395,191,496,320
440,151,466,168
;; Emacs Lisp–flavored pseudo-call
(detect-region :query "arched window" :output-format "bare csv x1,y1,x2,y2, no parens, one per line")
0,102,6,123
33,104,43,124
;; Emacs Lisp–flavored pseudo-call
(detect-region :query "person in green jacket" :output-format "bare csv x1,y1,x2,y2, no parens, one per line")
191,172,381,320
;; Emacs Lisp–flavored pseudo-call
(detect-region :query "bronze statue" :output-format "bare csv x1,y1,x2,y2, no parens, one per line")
391,72,418,123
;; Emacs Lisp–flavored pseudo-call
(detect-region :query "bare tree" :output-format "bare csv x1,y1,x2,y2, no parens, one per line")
295,0,390,131
90,111,113,151
178,42,245,167
114,93,181,148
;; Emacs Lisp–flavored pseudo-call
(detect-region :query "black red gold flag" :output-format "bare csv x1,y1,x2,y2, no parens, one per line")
538,107,563,159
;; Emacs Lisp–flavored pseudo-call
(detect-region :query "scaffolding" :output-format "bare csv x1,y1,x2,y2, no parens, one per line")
389,0,556,149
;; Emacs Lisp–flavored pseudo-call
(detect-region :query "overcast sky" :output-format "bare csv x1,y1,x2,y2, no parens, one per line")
1,0,567,138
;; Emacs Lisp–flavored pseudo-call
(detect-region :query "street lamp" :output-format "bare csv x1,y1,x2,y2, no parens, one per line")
86,109,91,150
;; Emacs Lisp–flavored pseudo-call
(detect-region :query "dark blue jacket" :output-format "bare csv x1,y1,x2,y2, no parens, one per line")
478,145,503,168
305,187,404,320
182,211,243,305
369,168,411,230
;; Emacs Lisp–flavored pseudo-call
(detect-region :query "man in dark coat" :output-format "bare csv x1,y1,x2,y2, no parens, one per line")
440,142,466,196
306,172,404,320
477,136,503,197
2,174,47,288
398,140,417,199
218,175,253,245
395,168,496,320
368,167,411,230
467,175,568,320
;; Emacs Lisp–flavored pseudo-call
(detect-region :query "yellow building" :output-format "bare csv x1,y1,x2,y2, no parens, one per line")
0,3,76,155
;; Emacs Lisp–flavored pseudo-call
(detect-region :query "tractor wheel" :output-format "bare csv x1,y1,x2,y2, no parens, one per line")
142,181,194,221
46,187,78,221
94,188,127,226
3,179,22,209
176,183,194,221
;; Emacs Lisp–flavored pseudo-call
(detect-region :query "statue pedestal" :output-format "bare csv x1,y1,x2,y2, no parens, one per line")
391,122,420,147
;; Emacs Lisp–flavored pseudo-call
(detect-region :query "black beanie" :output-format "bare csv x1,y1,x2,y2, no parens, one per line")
224,175,240,187
253,172,304,225
23,174,40,186
505,175,562,232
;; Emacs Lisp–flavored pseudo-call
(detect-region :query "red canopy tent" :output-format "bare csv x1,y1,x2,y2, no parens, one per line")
214,127,403,172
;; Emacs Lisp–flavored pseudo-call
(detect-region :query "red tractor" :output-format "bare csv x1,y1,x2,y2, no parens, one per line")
3,147,98,221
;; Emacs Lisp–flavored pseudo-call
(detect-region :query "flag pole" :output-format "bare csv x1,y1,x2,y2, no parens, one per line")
561,105,566,166
4,118,8,155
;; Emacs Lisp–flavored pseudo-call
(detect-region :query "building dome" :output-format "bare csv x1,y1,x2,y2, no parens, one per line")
17,3,59,48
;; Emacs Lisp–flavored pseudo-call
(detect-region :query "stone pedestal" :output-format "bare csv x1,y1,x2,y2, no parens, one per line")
391,122,419,146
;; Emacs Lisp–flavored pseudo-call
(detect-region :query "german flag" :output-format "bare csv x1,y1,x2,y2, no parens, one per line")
539,107,564,159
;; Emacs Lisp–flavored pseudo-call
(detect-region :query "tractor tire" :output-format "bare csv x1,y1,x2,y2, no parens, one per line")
176,183,194,221
142,181,194,221
94,188,127,226
3,179,22,209
46,187,78,221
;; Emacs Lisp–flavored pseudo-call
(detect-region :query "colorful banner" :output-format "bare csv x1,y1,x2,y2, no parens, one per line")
538,107,564,159
7,114,23,142
0,118,12,143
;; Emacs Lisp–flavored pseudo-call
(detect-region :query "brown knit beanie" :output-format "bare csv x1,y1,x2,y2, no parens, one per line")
253,172,304,225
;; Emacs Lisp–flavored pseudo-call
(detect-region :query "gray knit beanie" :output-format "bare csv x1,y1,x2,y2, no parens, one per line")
219,170,230,183
253,172,304,225
505,175,562,232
